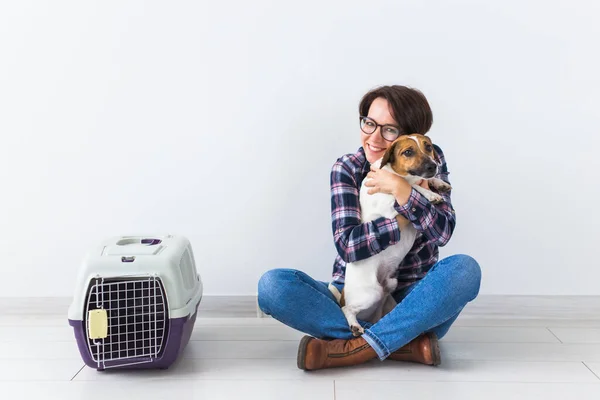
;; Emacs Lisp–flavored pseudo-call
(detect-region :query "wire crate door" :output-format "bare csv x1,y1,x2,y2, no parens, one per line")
85,276,169,369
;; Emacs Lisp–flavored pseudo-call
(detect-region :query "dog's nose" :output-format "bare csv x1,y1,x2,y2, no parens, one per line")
425,163,436,174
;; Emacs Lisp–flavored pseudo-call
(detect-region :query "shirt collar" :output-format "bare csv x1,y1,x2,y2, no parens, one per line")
357,146,370,177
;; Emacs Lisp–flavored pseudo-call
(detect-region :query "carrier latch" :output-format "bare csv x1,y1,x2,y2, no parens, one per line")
88,309,108,339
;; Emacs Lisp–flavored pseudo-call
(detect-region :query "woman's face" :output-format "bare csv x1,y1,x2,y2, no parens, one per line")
361,97,400,164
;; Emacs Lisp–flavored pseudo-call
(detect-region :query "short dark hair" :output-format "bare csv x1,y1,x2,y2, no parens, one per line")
359,85,433,135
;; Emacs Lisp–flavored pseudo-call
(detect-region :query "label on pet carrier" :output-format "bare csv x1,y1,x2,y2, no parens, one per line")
88,309,108,339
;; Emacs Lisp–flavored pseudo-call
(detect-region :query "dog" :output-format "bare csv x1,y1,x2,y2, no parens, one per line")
340,134,452,336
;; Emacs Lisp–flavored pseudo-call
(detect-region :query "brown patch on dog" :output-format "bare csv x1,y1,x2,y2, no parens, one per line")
339,288,345,307
380,134,436,177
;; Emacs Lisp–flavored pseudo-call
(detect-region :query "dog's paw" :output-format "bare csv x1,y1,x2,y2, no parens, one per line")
384,277,398,293
429,178,452,193
351,324,364,336
436,183,452,193
430,194,444,204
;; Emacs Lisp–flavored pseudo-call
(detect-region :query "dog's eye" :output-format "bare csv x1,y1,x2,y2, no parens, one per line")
425,144,433,152
403,149,414,157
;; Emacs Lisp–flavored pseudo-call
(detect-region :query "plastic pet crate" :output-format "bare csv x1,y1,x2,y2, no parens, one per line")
67,234,203,370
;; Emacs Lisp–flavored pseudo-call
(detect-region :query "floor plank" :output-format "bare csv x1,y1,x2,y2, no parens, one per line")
441,327,560,343
0,359,84,381
453,295,600,320
0,380,335,400
184,340,298,359
454,317,600,328
583,363,600,380
440,342,600,362
0,326,74,342
335,380,600,400
547,328,600,343
0,341,80,359
190,324,305,341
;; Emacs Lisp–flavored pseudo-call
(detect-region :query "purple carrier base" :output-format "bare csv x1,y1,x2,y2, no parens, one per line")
68,302,198,371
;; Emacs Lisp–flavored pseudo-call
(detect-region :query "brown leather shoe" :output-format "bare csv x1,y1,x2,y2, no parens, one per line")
386,332,441,365
297,335,378,371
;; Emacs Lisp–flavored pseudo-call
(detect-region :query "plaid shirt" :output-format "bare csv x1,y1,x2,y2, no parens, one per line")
329,145,456,292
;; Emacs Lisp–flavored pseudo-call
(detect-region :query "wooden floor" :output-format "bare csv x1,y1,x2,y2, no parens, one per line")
1,295,600,399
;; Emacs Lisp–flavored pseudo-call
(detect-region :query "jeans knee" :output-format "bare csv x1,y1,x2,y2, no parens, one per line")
257,268,291,313
446,254,482,300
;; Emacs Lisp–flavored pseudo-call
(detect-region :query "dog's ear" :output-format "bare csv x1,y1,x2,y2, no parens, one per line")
380,140,400,168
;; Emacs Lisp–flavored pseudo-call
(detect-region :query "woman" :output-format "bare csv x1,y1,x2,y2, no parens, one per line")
257,85,481,371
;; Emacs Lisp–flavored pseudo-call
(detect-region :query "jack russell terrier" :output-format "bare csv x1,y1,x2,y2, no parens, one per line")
340,134,452,336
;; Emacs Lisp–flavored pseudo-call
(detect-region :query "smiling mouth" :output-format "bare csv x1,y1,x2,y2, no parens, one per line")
367,143,385,152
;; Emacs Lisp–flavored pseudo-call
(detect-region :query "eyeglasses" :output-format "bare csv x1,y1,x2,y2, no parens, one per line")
359,116,402,142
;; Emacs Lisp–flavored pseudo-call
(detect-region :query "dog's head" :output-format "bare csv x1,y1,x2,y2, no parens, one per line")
380,134,438,179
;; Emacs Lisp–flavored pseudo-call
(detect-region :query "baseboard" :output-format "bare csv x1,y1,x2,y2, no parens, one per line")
2,295,600,320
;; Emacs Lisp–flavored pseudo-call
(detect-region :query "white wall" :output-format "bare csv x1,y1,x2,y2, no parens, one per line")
0,0,598,297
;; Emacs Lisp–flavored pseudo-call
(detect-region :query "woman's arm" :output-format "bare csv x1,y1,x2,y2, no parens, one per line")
330,160,401,264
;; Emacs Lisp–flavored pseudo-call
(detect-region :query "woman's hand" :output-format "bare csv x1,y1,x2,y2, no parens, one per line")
364,166,413,205
364,166,403,195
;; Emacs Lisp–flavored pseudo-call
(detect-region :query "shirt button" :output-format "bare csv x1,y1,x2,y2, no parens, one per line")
412,208,417,212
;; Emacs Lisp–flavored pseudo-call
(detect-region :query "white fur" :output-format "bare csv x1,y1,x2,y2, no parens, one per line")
407,135,423,151
341,155,451,336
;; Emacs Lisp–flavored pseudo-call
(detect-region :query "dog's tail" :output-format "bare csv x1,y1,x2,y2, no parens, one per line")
328,283,344,306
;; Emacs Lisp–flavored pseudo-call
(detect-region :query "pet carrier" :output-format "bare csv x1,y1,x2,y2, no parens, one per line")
67,234,203,370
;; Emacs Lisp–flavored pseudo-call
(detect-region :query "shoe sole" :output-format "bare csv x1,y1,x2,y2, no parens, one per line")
428,332,441,366
297,335,313,370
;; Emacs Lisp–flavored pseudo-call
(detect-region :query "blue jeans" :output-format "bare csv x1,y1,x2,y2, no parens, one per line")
257,254,481,360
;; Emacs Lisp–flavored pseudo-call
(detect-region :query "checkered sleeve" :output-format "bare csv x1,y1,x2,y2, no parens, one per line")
394,144,456,247
330,159,400,263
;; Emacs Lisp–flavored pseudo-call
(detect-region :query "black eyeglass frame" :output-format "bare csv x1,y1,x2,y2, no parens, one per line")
359,116,403,142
